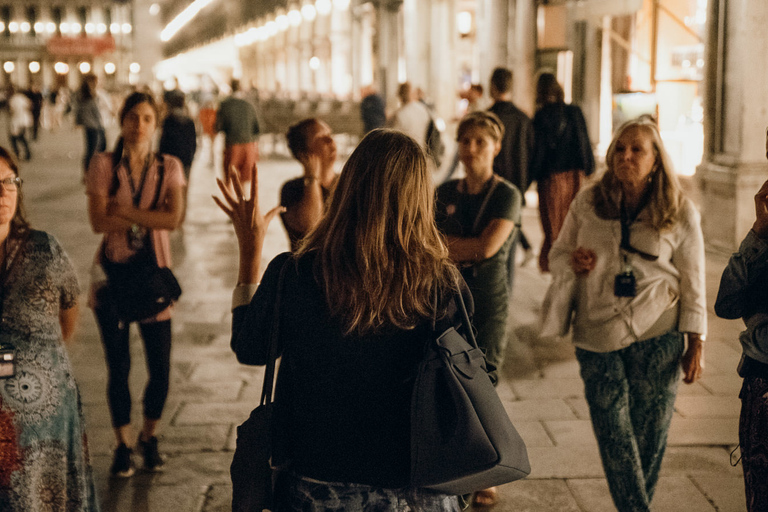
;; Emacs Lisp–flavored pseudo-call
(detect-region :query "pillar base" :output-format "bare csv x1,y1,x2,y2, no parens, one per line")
696,159,767,253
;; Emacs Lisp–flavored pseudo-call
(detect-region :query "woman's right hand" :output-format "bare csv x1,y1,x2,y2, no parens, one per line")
571,247,597,275
213,165,284,284
299,153,322,181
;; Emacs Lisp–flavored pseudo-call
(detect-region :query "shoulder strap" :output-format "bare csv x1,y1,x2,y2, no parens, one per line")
260,258,291,407
150,154,165,210
471,175,500,235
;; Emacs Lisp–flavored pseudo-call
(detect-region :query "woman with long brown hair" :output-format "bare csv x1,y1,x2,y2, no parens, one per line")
217,129,465,510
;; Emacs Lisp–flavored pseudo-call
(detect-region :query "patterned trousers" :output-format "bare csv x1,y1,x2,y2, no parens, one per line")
576,331,683,512
739,375,768,512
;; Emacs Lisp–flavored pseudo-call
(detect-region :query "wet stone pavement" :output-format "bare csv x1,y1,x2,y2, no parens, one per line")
13,126,748,511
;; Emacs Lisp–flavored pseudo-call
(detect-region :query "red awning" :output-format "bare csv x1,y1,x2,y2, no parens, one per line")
46,36,116,57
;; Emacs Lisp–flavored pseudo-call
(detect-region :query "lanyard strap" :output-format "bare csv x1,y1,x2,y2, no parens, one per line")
469,175,500,235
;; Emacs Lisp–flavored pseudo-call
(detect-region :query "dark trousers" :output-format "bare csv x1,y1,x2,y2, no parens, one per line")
576,331,683,512
739,375,768,512
94,306,172,428
10,129,30,160
83,127,106,173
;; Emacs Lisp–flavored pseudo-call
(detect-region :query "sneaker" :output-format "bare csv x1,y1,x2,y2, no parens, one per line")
138,435,165,472
110,443,135,478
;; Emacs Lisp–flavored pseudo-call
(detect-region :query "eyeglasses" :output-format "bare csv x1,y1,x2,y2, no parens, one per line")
0,177,22,191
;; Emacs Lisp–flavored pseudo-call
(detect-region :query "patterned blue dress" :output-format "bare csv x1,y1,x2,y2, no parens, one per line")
0,230,100,511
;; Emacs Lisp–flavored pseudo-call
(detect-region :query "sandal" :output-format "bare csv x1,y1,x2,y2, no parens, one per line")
471,487,499,508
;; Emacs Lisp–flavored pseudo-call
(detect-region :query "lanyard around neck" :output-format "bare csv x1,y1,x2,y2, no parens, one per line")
122,154,153,208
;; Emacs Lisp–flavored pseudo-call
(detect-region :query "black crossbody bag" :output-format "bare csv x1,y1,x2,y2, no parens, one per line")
99,155,181,323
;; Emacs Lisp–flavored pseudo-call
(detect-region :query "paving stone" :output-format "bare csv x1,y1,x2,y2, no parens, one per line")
516,421,554,448
503,398,579,422
525,446,604,479
169,381,244,403
543,420,598,447
702,340,743,375
699,374,744,396
174,402,256,426
486,479,581,512
201,484,233,512
661,447,743,477
668,417,739,445
564,397,591,420
539,359,581,379
690,475,747,512
511,378,585,399
568,476,717,512
675,395,742,418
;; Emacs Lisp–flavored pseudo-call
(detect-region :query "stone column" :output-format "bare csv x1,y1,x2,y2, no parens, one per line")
375,0,402,108
132,0,163,87
511,0,536,117
696,0,768,251
427,0,456,121
330,3,353,97
476,0,509,88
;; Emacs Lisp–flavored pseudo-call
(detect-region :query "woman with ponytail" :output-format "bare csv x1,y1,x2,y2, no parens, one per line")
85,92,186,478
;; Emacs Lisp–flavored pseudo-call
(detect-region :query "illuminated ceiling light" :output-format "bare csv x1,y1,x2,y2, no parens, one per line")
276,14,289,31
234,32,247,47
60,22,70,34
29,61,40,73
309,56,320,70
301,4,316,21
104,62,116,74
3,61,15,73
54,62,69,74
161,0,217,42
333,0,350,10
85,22,95,34
33,22,44,33
288,10,302,26
110,23,120,34
20,22,30,33
457,11,472,35
149,3,161,16
316,0,332,16
71,22,82,34
266,20,277,37
46,22,56,33
682,59,691,68
121,23,132,34
696,58,705,68
96,23,107,34
257,26,267,41
0,22,5,32
79,62,91,73
129,62,141,74
8,22,19,33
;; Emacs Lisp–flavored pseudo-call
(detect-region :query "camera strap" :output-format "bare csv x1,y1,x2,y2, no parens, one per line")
619,196,658,262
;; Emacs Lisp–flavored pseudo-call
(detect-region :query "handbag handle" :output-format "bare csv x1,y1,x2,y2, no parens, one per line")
260,258,291,408
433,276,479,351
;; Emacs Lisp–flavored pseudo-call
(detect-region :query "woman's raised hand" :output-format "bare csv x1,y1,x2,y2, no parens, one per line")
213,165,285,284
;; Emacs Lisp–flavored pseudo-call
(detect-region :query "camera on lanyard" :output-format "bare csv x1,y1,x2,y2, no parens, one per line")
0,342,16,379
614,255,637,298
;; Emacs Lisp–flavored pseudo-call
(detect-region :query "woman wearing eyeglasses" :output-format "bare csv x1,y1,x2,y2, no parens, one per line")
0,147,100,511
544,118,706,511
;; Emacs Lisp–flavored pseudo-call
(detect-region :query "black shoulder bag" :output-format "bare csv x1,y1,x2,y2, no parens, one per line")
99,155,182,323
231,260,290,512
410,285,530,494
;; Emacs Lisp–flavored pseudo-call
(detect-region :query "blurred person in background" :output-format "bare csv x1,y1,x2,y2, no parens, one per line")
279,118,338,251
360,84,387,135
86,92,186,478
530,72,595,272
216,79,260,192
75,74,106,177
159,91,197,223
6,84,33,161
0,146,100,511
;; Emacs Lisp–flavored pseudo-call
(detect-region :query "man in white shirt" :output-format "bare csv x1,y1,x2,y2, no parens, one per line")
387,82,432,149
7,84,33,161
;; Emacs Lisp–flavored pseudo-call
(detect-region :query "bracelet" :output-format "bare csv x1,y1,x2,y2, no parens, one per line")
303,176,319,186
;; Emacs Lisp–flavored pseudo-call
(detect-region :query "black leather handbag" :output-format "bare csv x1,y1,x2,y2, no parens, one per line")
100,245,182,323
230,261,289,512
410,287,530,495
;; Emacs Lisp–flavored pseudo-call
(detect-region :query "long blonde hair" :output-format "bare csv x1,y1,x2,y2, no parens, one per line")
593,118,684,231
296,129,459,336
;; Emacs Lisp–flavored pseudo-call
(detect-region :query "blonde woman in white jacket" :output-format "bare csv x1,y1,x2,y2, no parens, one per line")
546,117,706,512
